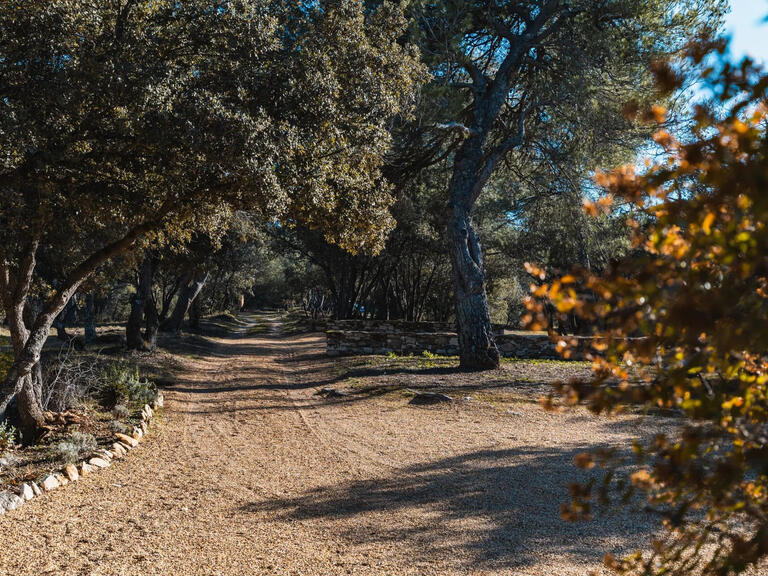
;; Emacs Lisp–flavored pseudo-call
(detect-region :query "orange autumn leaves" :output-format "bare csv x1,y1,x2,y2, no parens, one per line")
524,50,768,575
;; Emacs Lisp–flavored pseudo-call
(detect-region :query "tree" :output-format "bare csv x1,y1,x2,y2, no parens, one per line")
529,41,768,575
409,0,726,369
0,0,422,438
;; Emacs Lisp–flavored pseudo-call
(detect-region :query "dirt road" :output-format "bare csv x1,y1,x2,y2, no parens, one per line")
0,313,664,575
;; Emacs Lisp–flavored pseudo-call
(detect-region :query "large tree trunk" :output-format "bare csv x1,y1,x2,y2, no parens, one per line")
446,137,501,370
447,201,499,370
188,296,202,330
125,292,145,350
0,300,46,441
126,257,155,350
16,365,45,439
161,271,208,333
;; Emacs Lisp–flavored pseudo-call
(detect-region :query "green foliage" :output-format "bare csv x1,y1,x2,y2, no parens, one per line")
0,0,424,434
111,405,130,420
99,361,155,409
109,420,132,436
0,420,20,452
53,431,97,464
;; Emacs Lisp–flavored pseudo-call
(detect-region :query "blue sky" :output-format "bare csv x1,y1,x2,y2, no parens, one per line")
725,1,768,63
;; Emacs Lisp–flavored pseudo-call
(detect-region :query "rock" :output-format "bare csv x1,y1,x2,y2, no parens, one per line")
0,457,8,467
117,441,133,452
64,464,79,482
133,426,143,440
41,474,61,491
55,473,69,486
88,457,110,469
115,433,138,448
31,482,42,497
80,462,95,475
140,421,148,434
316,387,351,398
18,483,35,501
9,493,24,508
154,393,164,408
0,490,20,511
405,388,453,405
96,449,113,461
112,442,125,456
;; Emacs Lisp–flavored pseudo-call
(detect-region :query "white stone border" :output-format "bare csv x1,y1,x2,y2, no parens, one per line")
0,392,164,515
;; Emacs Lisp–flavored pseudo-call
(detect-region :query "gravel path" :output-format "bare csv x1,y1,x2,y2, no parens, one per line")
0,313,667,575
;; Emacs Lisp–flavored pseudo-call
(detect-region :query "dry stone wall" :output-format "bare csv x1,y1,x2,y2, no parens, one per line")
326,321,589,359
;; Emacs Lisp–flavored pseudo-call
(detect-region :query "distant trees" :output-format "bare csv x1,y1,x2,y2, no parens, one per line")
0,0,422,438
531,41,768,575
407,0,726,368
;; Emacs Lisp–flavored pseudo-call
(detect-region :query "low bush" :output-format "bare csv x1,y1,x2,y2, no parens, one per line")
112,404,130,419
109,420,131,435
99,361,156,409
53,430,96,464
0,421,20,452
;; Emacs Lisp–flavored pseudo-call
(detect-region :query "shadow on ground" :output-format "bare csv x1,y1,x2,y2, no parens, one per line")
240,446,653,570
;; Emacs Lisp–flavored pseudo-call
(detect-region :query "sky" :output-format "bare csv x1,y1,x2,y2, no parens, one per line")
725,0,768,64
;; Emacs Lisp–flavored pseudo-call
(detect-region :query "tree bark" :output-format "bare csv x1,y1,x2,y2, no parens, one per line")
144,289,160,351
83,293,96,344
0,211,173,438
161,270,208,333
447,200,499,370
188,296,202,330
125,291,145,350
126,257,157,350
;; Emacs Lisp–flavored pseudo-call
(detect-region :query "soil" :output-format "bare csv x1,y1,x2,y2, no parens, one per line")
0,312,759,575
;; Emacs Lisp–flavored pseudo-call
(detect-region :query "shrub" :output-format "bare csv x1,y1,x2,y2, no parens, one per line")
112,404,130,419
98,361,134,408
99,361,155,408
108,420,131,435
53,431,97,464
127,377,156,406
0,421,19,452
527,45,768,575
42,345,101,411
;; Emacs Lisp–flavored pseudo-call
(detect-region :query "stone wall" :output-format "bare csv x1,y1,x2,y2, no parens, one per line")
326,321,588,360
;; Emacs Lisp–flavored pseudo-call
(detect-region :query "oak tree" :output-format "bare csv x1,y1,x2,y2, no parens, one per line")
0,0,422,437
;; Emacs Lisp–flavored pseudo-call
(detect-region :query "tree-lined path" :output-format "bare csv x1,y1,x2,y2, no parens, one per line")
0,314,669,575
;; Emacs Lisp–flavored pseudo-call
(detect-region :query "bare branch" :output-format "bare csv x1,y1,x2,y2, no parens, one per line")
433,122,478,136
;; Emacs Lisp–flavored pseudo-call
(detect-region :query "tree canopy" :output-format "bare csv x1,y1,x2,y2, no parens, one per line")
0,0,423,436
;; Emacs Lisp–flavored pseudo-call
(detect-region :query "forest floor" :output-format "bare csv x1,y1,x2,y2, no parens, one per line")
0,311,756,575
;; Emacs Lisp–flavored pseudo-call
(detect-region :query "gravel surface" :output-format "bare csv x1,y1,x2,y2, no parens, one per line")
0,313,704,575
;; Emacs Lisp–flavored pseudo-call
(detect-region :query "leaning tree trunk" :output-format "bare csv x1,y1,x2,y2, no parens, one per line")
447,201,499,370
161,271,208,333
0,302,46,441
